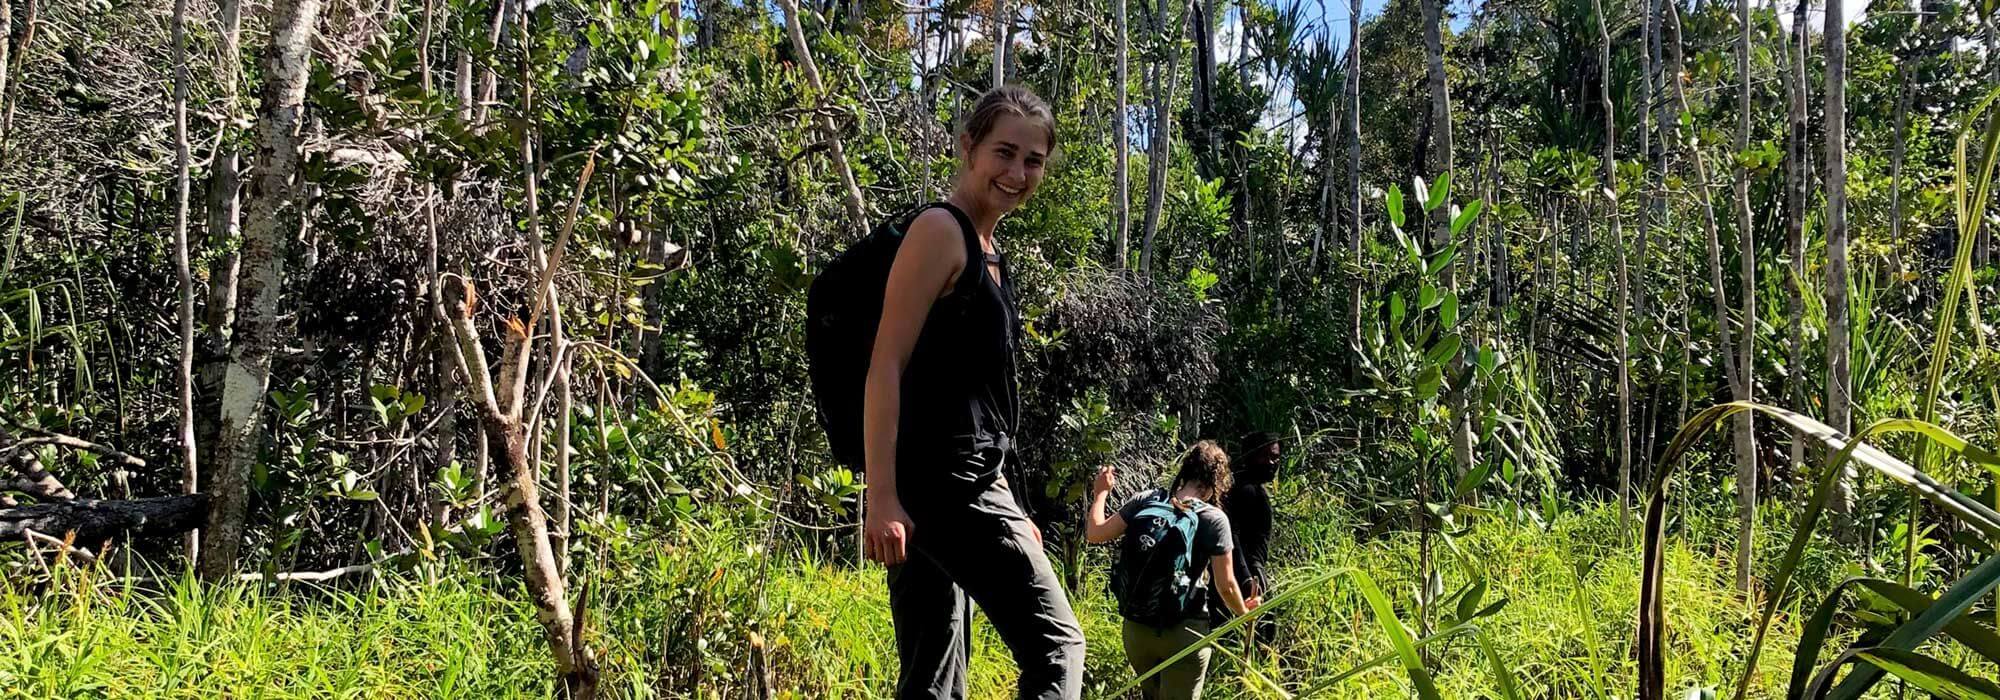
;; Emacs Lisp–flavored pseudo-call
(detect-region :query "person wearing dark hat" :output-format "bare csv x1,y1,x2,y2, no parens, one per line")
1210,431,1281,643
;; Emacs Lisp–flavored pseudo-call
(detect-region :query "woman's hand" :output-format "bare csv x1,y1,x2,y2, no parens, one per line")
864,496,915,567
1091,465,1115,495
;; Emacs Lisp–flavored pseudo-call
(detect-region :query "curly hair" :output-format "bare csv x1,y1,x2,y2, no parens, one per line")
1171,440,1232,500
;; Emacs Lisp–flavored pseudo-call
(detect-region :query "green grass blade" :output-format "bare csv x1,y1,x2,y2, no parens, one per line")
1472,626,1523,700
1826,553,2000,699
1853,648,2000,699
1353,570,1441,699
1108,568,1347,697
1739,416,2000,699
1205,637,1292,698
1787,576,2000,697
0,193,20,289
1646,404,2000,700
1292,621,1487,697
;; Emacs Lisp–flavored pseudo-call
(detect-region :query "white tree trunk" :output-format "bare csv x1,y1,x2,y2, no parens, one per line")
1826,0,1853,500
1593,0,1630,530
781,0,868,233
1114,0,1131,268
171,0,199,559
1787,0,1812,495
1138,0,1184,275
1349,0,1363,338
198,0,243,466
991,0,1008,88
200,0,324,578
1665,10,1749,575
1730,0,1758,593
1420,0,1470,480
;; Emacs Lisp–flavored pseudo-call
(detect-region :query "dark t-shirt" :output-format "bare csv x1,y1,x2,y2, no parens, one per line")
1223,481,1273,586
1119,488,1233,590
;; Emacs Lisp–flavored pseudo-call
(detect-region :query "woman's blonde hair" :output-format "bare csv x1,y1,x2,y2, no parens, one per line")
958,85,1057,153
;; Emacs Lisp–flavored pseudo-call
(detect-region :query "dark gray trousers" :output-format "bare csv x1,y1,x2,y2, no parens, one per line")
889,474,1085,700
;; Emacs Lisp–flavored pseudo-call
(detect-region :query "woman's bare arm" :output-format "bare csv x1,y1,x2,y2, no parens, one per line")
860,209,966,566
1211,551,1256,616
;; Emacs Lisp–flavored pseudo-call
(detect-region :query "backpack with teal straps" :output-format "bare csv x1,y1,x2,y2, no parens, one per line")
1111,492,1207,628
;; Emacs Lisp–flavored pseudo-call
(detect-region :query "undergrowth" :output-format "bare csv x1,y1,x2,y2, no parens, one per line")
0,499,1858,698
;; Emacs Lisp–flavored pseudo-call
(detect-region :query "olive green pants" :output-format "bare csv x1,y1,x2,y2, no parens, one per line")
1120,617,1213,700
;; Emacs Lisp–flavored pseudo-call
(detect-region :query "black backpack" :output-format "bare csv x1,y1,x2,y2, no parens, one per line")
1110,492,1208,627
805,202,980,467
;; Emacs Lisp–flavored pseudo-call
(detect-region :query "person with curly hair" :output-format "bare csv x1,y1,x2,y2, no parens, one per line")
1084,441,1258,699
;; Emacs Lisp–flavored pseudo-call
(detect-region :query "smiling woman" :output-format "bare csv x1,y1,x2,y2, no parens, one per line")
846,85,1087,700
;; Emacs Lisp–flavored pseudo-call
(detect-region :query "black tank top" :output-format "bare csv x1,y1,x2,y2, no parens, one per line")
896,202,1020,491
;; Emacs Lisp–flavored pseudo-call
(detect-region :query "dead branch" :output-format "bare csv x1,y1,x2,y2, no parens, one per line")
22,528,97,564
0,494,208,543
237,563,375,583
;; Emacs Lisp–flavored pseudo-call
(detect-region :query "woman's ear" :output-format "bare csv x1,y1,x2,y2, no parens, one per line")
957,132,973,161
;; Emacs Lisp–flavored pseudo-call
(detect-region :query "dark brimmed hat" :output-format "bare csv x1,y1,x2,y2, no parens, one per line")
1240,431,1281,455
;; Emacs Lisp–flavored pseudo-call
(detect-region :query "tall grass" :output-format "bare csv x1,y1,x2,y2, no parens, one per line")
1,501,1813,698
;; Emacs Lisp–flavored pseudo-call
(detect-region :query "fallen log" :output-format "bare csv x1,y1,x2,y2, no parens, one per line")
0,494,208,543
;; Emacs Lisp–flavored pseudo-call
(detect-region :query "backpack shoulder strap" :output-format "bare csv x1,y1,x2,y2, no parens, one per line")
890,201,982,301
923,201,984,301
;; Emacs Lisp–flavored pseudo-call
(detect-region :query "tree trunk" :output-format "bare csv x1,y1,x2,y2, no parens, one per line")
553,331,573,576
991,0,1008,88
460,323,597,696
438,135,603,695
1138,0,1184,275
1420,0,1470,480
1190,0,1216,151
198,0,242,473
1593,0,1631,530
1665,10,1747,565
1729,0,1757,593
0,0,11,151
1635,0,1654,320
1115,0,1131,268
476,0,509,125
171,0,200,560
781,0,869,235
0,0,30,152
1348,0,1363,338
1826,0,1853,511
200,0,324,579
1787,0,1810,483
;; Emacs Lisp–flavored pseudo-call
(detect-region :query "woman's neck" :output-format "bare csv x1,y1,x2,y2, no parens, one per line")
944,189,1004,242
1172,484,1211,502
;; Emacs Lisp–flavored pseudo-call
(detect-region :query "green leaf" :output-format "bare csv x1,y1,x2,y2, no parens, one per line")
1440,292,1460,329
1415,365,1443,401
1387,185,1407,229
1451,199,1484,236
1355,571,1442,700
1425,172,1451,213
1451,456,1494,501
1826,553,2000,698
1455,576,1488,623
1427,334,1463,366
1426,244,1458,277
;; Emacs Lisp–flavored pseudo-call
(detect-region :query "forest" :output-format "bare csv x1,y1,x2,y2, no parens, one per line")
2,0,1999,695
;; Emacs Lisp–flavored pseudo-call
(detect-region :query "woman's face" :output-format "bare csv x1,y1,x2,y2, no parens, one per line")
958,115,1050,216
